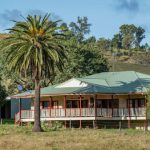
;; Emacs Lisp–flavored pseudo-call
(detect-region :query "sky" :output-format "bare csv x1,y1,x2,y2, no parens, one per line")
1,0,150,44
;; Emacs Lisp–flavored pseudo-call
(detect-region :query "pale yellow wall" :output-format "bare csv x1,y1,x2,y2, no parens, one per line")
119,99,127,108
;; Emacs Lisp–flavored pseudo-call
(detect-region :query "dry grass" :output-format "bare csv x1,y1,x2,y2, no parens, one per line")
0,125,149,150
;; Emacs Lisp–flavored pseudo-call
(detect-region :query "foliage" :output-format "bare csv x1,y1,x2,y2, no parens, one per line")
111,34,122,50
0,17,148,97
42,121,63,131
69,16,91,43
0,14,68,132
0,81,7,106
118,24,145,50
97,38,112,51
53,36,109,83
0,14,67,80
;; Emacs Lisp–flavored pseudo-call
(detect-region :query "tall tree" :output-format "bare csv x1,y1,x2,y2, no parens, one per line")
120,24,137,49
119,24,145,50
111,34,122,50
135,26,145,49
0,79,7,120
69,16,91,42
54,38,109,83
0,14,67,132
97,38,111,51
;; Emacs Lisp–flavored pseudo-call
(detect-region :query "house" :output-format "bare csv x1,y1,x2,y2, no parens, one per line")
11,71,150,129
1,98,31,119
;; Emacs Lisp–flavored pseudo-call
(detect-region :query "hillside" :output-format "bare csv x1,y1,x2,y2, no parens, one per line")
0,33,150,75
110,62,150,75
0,34,8,39
104,51,150,75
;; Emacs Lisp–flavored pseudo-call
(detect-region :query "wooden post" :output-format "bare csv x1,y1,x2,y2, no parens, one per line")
49,97,52,117
79,95,82,129
64,96,67,128
144,95,148,131
112,95,114,117
107,99,109,117
94,95,97,117
128,95,131,128
93,95,97,128
19,98,21,125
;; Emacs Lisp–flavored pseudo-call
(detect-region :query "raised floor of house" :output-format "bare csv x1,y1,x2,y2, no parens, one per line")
14,94,148,129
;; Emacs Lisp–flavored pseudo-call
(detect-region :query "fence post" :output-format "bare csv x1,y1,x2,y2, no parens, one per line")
93,120,95,128
69,119,72,128
119,121,121,131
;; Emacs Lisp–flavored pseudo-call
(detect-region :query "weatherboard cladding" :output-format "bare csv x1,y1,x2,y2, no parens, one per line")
12,71,150,98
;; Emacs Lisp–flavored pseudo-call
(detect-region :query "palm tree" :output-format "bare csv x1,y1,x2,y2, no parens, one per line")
0,14,67,132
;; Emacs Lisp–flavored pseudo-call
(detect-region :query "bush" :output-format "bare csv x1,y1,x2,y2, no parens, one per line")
42,121,63,131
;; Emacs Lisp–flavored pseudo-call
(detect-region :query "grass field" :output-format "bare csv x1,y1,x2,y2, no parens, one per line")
0,125,150,150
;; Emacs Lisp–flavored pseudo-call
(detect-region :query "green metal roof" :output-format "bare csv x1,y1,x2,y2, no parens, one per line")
12,71,150,98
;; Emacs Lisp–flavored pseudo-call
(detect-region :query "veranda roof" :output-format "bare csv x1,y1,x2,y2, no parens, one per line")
12,71,150,98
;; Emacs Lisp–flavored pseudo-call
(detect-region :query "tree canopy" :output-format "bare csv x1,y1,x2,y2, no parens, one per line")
0,16,148,97
0,14,68,132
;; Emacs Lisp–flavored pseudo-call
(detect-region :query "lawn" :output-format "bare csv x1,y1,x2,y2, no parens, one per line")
0,125,149,150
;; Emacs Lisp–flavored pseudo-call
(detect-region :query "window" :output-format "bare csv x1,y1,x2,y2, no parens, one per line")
81,100,88,108
129,99,145,108
102,100,107,108
66,100,78,108
138,99,145,107
42,101,49,108
98,99,119,108
113,100,119,108
96,100,102,108
52,101,58,108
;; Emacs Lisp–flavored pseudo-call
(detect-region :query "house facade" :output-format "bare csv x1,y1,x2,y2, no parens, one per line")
12,71,150,129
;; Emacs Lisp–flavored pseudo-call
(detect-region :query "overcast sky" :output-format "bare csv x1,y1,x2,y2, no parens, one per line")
1,0,150,44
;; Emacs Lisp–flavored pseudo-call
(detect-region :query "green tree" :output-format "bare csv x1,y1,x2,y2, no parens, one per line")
120,24,137,49
0,14,67,132
111,34,122,50
135,26,145,49
69,16,91,42
97,38,111,51
54,38,109,83
118,24,145,50
0,80,7,106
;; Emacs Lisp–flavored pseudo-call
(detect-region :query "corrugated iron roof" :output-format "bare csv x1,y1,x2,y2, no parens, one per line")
12,71,150,98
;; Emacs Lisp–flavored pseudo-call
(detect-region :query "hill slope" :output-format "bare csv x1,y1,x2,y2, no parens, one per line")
110,62,150,75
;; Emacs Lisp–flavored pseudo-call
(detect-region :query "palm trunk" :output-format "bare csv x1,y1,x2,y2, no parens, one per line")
32,78,43,132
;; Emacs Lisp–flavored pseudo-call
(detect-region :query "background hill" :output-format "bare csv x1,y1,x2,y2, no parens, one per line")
105,51,150,75
110,62,150,75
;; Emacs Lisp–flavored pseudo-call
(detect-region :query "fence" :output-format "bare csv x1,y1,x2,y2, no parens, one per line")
18,107,146,120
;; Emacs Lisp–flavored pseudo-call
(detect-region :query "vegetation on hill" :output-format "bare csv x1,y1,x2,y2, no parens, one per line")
0,15,150,97
0,16,109,95
110,62,150,75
